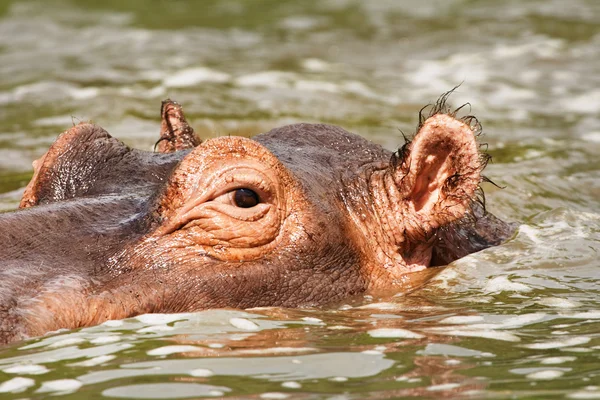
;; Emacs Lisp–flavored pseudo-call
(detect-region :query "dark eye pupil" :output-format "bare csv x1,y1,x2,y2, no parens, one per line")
234,188,259,208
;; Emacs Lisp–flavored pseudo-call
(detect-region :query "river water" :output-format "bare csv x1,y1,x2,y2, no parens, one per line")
0,1,599,399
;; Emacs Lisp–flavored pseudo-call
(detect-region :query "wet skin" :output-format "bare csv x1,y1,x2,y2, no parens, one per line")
0,97,514,344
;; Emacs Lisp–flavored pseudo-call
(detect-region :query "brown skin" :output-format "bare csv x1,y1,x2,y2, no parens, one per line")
0,98,514,344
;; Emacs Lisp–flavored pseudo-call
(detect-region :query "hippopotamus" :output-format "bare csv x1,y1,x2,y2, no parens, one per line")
0,96,514,344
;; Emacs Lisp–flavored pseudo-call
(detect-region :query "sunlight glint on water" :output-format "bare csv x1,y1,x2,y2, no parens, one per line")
0,0,599,398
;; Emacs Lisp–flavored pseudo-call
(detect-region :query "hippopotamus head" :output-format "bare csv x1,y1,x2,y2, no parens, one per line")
0,97,514,344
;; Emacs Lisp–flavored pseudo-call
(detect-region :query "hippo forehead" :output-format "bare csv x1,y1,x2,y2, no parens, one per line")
255,123,389,176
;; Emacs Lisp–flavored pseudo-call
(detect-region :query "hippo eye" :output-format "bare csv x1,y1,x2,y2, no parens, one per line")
233,188,260,208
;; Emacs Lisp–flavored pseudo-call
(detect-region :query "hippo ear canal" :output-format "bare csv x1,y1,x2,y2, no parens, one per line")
381,113,483,234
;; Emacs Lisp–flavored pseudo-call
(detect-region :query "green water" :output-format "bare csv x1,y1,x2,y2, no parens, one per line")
0,1,599,398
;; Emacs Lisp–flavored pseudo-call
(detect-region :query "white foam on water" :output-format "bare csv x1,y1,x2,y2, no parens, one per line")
33,115,77,127
356,302,400,310
295,80,339,93
301,58,331,72
560,347,592,353
553,324,574,329
361,350,384,355
189,368,214,377
89,335,121,345
137,325,175,333
229,317,260,331
2,364,49,374
236,347,316,356
0,377,35,393
427,383,460,391
523,149,544,160
101,383,231,399
281,381,302,389
452,313,549,332
136,313,192,325
143,85,167,98
445,359,461,365
439,315,485,324
518,224,544,244
341,80,382,100
526,370,565,380
330,377,348,382
163,67,231,87
68,355,116,367
208,343,224,349
562,89,600,115
569,391,600,399
403,55,489,94
427,328,521,342
540,356,576,364
260,393,289,399
492,38,564,60
235,71,296,88
567,311,600,319
147,345,203,356
483,276,532,293
4,343,133,365
523,336,591,350
9,81,100,103
582,132,600,143
496,313,549,329
462,295,496,304
279,15,321,30
102,320,124,327
139,69,166,81
301,317,323,323
69,87,99,100
43,337,85,348
418,343,494,358
229,333,253,341
36,379,82,393
367,328,424,339
537,297,582,308
428,265,462,289
328,325,352,330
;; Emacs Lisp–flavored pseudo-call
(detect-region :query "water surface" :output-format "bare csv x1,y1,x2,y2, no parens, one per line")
1,1,599,398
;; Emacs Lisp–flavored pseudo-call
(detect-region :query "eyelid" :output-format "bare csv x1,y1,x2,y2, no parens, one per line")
207,169,273,203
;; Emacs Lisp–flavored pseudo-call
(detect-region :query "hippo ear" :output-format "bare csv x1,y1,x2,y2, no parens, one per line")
390,114,483,233
20,124,130,208
154,99,201,153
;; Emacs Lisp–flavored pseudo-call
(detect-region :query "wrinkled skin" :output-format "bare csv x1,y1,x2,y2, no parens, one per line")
0,98,514,344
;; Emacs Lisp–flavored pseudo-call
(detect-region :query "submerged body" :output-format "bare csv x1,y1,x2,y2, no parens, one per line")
0,98,513,344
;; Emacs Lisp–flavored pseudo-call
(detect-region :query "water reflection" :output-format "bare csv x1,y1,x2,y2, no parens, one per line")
1,0,600,398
